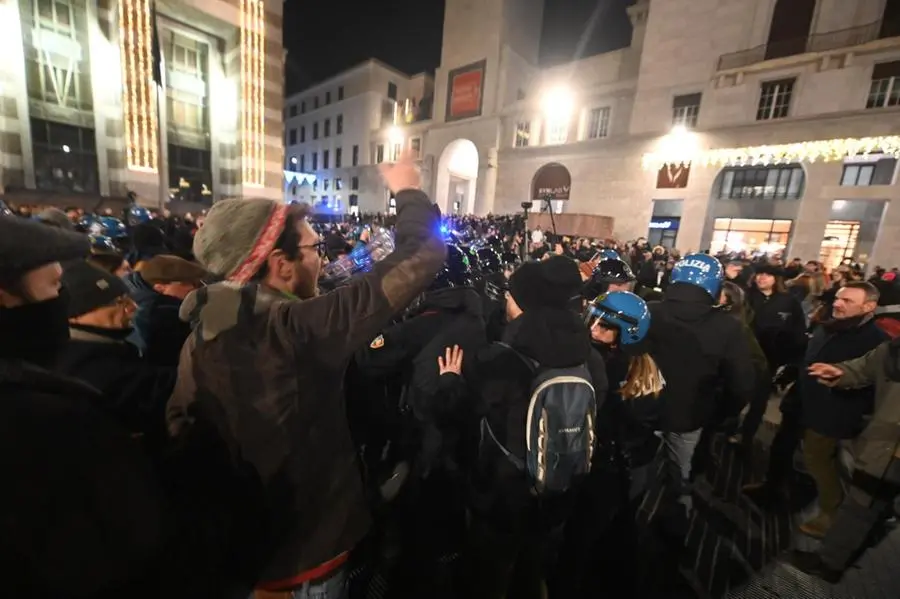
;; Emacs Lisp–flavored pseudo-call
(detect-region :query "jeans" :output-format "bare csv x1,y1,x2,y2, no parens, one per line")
661,429,703,515
251,566,349,599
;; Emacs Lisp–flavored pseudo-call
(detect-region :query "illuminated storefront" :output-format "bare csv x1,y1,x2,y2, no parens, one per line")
709,218,793,256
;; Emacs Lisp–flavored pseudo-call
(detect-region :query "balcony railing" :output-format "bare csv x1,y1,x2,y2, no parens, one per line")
717,19,887,72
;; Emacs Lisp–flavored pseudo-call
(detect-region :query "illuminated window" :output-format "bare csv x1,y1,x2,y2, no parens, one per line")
672,93,701,128
31,117,98,193
514,121,530,147
545,119,568,145
165,31,208,144
24,0,93,111
710,218,792,255
168,143,212,204
820,220,861,271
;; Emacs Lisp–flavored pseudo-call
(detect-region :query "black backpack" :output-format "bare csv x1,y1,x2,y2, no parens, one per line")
482,345,597,495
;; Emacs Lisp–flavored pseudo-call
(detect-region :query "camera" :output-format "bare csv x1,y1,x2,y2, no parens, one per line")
521,201,533,211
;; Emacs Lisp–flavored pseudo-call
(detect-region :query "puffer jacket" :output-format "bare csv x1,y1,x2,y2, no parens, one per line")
165,189,445,590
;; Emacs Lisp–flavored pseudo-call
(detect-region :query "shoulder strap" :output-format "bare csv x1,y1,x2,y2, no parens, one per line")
480,417,525,471
495,342,539,373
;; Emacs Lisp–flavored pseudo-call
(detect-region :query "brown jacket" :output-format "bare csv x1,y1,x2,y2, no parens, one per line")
835,339,900,487
165,189,445,587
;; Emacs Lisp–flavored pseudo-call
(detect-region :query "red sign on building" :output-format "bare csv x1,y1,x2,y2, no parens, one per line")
446,60,486,121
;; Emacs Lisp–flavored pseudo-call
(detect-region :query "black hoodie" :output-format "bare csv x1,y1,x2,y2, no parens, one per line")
465,307,609,530
648,283,755,432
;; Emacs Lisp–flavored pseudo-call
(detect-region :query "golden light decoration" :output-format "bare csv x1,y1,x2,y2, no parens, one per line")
241,0,266,187
118,0,158,172
641,136,900,171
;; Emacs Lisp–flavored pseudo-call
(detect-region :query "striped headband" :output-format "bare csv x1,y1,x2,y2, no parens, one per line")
227,203,289,284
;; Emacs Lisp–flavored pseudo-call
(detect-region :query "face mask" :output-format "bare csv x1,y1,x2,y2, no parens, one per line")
0,293,71,367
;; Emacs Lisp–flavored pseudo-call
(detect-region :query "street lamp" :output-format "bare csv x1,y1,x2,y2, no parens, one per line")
541,85,574,120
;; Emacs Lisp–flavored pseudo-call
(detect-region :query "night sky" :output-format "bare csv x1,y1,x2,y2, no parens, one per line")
283,0,634,95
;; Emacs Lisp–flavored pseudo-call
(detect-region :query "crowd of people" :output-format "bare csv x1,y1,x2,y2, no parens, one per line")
2,152,900,599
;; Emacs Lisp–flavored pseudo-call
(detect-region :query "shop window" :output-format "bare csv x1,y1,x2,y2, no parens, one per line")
31,117,98,193
514,121,530,147
168,143,213,204
716,164,804,199
710,218,792,256
819,220,860,271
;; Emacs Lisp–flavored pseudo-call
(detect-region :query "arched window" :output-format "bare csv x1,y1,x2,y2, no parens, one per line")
765,0,816,60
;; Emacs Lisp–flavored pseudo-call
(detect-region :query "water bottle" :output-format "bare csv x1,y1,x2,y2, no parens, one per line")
321,227,396,287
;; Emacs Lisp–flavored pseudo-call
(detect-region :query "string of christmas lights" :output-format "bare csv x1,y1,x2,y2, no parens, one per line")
642,135,900,171
118,0,158,172
241,0,265,186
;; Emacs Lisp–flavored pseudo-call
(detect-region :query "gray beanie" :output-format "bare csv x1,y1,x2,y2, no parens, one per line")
192,198,289,283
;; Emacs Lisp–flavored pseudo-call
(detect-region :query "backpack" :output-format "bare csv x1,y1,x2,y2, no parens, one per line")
482,345,597,495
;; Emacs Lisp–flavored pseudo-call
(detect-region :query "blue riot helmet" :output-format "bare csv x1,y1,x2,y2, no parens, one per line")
78,214,104,235
670,253,724,298
585,291,651,346
90,235,118,254
98,216,128,238
600,249,621,261
126,205,152,225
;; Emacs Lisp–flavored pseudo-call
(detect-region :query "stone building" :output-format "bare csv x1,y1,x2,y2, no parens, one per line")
282,59,433,215
346,0,900,269
0,0,285,209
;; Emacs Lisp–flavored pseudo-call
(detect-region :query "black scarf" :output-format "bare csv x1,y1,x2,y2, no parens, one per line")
821,313,872,334
0,295,71,367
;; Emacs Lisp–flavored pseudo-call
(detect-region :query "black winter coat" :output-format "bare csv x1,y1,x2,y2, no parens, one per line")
55,324,176,451
799,318,887,439
464,307,609,532
648,283,755,432
747,288,807,369
0,359,166,598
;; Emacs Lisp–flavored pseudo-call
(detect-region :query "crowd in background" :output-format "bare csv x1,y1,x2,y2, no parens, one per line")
3,178,900,599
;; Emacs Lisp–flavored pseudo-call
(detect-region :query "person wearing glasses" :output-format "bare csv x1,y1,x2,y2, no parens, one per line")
165,150,445,598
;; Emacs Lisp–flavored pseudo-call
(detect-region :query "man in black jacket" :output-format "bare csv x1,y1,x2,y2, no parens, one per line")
646,254,754,522
458,255,609,599
0,215,166,597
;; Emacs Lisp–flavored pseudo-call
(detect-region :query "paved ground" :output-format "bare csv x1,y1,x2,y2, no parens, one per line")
688,398,900,599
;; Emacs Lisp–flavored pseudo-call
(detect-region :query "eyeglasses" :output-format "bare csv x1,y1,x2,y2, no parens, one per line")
299,241,328,257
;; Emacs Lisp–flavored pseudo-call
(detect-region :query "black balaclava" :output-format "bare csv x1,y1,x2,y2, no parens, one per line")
0,289,71,367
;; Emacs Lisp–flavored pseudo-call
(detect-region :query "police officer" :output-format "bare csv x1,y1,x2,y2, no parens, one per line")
353,244,488,596
644,254,755,525
582,258,637,301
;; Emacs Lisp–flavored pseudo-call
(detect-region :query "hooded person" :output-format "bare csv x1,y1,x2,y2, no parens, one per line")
0,215,166,597
456,255,610,599
164,151,446,597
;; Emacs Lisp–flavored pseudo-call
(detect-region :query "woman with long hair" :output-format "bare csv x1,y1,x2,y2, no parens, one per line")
719,281,771,447
554,291,663,599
